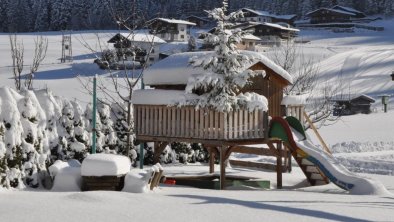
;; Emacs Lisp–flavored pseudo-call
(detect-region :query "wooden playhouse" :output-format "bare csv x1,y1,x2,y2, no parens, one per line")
133,51,324,189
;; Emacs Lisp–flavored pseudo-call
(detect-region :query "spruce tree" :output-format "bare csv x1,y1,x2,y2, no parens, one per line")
183,0,268,113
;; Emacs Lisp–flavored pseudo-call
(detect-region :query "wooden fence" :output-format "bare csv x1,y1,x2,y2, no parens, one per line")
134,105,268,141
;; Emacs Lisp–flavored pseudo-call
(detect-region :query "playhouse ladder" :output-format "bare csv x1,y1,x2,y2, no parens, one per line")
291,151,329,186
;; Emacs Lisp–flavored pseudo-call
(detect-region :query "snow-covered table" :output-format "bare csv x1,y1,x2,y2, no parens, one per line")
81,154,131,191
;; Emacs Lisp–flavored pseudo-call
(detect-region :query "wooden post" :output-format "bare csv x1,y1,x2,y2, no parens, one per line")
220,146,227,190
287,146,292,173
276,141,282,189
303,111,332,154
209,148,215,174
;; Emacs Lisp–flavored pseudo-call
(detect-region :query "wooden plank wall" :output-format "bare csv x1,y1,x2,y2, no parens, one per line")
285,105,305,124
134,105,267,140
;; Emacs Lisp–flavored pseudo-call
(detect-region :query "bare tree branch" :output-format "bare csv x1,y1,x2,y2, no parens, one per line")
9,35,24,90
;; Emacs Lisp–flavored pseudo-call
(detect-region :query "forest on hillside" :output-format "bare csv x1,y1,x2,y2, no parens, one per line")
0,0,393,32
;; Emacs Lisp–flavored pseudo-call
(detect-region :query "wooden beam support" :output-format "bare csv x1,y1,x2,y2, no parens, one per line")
204,145,218,174
267,141,280,157
276,141,283,189
219,146,228,190
153,142,168,164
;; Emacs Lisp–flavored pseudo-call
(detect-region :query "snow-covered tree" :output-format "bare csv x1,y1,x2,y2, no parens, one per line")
97,102,117,153
183,0,267,113
17,90,49,188
0,88,25,188
58,100,89,162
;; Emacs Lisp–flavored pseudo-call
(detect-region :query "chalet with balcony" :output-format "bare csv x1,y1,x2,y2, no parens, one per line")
107,33,166,63
235,22,299,44
200,22,298,49
238,8,297,26
148,18,196,42
306,6,365,24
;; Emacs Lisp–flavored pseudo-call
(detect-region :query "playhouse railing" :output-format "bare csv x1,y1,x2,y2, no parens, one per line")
285,105,305,124
134,105,268,140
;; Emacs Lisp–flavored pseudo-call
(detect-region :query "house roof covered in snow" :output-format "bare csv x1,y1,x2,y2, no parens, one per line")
242,34,261,41
143,51,293,86
107,33,166,44
332,5,365,16
241,8,297,20
235,21,299,32
332,94,375,103
185,15,211,22
306,8,356,17
150,18,196,26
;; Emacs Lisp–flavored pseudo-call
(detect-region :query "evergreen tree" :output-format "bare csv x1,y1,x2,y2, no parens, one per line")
183,0,268,113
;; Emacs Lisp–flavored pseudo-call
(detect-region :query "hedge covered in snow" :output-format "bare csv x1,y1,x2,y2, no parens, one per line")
0,87,208,189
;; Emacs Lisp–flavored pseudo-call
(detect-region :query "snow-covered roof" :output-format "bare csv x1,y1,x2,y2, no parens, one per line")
242,8,296,20
332,5,364,15
133,89,198,105
242,34,261,41
108,33,166,44
273,14,297,20
332,94,375,103
143,51,293,86
242,8,271,17
153,18,196,26
261,22,300,32
234,21,299,32
186,15,210,22
306,8,356,16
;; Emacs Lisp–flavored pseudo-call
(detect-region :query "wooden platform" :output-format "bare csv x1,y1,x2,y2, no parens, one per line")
82,175,125,191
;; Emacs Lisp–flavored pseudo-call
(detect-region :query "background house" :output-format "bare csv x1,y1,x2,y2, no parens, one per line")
234,22,299,45
306,6,366,24
107,33,166,63
236,34,261,51
148,18,196,42
332,94,375,116
239,8,297,26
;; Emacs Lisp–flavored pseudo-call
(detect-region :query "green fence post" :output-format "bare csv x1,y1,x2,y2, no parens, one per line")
92,75,97,154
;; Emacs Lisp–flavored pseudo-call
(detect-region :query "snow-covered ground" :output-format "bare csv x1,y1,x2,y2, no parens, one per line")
1,19,394,222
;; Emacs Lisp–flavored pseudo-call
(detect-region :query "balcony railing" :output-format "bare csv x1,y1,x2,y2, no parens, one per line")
134,105,268,141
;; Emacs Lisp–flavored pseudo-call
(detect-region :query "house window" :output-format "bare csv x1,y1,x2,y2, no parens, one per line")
242,41,245,45
249,42,253,47
259,18,261,21
181,35,185,39
161,33,165,38
180,27,185,31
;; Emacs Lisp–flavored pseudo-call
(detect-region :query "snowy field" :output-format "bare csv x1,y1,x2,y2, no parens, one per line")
1,19,394,221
